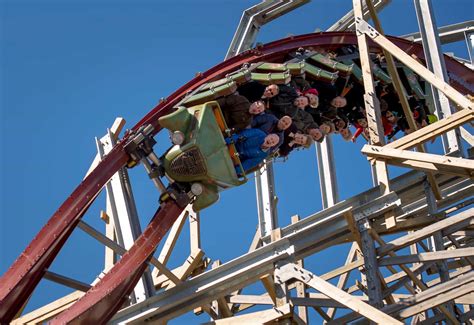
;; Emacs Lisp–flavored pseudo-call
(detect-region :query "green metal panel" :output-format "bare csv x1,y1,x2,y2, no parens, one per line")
158,106,192,133
372,62,392,84
343,60,363,82
182,81,238,106
257,62,287,72
309,53,353,75
303,62,339,83
402,67,426,100
199,69,252,92
250,71,291,85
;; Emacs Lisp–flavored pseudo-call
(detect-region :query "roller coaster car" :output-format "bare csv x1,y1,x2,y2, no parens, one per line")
159,101,247,211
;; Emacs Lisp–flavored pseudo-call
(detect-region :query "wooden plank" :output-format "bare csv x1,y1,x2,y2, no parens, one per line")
379,247,474,266
260,275,277,305
227,294,273,305
85,117,126,178
362,145,474,178
189,210,201,253
210,260,233,319
152,209,189,280
204,303,292,325
398,282,473,319
320,258,365,281
386,108,473,150
291,215,308,324
460,126,474,146
279,263,403,325
326,242,359,320
377,208,473,257
12,291,84,324
165,249,205,289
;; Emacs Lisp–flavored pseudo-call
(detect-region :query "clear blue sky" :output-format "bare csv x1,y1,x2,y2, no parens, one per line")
1,0,472,323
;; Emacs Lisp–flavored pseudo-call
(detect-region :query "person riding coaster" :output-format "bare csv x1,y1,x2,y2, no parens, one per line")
157,101,279,212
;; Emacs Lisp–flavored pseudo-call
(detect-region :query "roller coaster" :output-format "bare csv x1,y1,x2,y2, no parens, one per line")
1,1,474,324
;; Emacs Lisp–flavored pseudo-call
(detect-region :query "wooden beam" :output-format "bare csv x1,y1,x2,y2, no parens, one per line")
204,303,292,325
320,258,365,281
278,263,403,325
11,291,84,324
291,215,308,324
85,117,126,178
377,208,473,257
353,0,394,208
326,242,359,320
386,107,473,150
292,295,368,308
378,247,474,266
363,0,442,200
362,145,474,178
358,19,474,111
189,210,201,253
211,260,233,319
227,294,273,305
165,249,205,289
398,281,473,319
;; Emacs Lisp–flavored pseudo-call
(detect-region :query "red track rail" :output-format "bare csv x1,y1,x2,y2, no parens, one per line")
52,200,182,324
1,32,472,324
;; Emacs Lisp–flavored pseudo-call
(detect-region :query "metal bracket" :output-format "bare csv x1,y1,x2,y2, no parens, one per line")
356,18,380,39
124,124,156,167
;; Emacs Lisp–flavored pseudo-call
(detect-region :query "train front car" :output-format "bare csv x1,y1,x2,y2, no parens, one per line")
159,101,247,211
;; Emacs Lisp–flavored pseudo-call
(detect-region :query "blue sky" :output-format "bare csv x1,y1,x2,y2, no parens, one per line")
1,0,472,323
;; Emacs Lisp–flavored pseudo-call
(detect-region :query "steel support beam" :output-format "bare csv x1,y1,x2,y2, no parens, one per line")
96,130,154,303
466,31,474,64
225,0,310,60
401,20,474,45
414,0,463,155
255,161,279,237
326,0,391,32
315,136,339,209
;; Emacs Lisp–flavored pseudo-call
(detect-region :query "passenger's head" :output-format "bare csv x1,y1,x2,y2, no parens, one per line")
294,96,309,109
277,116,292,131
262,133,280,149
292,133,312,147
307,128,323,142
249,100,265,115
335,118,347,131
340,127,352,141
357,117,368,128
384,110,397,123
320,121,335,135
330,96,347,108
303,88,319,108
263,84,279,98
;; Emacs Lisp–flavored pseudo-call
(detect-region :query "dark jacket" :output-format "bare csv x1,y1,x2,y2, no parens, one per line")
278,123,301,157
237,81,266,103
268,84,298,119
217,94,252,130
293,109,318,133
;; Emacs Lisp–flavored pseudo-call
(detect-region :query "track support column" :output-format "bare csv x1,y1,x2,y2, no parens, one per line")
414,0,463,155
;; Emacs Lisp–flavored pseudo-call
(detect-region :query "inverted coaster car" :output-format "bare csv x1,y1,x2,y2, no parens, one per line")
159,101,247,211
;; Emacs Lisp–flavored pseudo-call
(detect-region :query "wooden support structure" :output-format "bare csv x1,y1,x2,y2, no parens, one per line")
362,145,474,178
11,2,473,325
